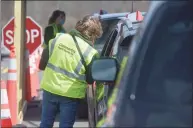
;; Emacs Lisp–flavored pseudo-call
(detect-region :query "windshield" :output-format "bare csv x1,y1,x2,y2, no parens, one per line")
94,19,120,53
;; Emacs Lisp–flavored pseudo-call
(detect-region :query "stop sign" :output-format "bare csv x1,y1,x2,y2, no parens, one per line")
2,16,42,54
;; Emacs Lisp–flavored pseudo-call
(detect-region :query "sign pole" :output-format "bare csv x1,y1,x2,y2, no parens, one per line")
14,0,26,124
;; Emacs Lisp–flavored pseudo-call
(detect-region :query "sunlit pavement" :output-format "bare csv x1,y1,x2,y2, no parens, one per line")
1,57,88,127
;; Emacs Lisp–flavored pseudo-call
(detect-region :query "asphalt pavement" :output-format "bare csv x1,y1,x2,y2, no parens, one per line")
1,56,88,127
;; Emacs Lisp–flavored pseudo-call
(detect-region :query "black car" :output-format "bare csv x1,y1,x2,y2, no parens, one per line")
77,12,130,124
89,12,145,127
91,1,192,127
85,12,132,127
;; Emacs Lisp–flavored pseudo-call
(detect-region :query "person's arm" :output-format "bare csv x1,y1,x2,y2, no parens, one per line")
44,26,54,47
39,26,54,70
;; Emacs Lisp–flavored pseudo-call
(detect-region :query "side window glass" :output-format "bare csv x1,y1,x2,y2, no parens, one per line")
112,24,128,58
95,19,119,53
101,29,118,56
113,24,135,63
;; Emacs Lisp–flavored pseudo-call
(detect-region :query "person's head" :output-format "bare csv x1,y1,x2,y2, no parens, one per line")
75,15,103,43
99,9,108,15
48,10,66,25
60,11,66,25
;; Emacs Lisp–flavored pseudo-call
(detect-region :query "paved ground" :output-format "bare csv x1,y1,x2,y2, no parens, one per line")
1,56,88,127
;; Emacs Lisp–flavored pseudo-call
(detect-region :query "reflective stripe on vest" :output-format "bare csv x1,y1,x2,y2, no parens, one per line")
74,46,93,74
47,34,92,81
52,24,58,36
46,63,85,80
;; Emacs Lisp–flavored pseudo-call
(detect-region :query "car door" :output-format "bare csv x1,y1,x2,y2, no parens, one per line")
94,27,119,123
106,23,130,98
87,18,121,127
110,1,193,127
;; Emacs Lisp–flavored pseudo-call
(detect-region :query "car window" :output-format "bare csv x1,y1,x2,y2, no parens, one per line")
116,35,133,62
113,24,136,62
100,29,118,57
95,19,119,53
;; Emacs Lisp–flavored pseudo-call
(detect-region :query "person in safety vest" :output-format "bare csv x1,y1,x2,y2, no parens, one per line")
40,15,103,128
39,10,66,70
97,56,128,127
43,10,66,48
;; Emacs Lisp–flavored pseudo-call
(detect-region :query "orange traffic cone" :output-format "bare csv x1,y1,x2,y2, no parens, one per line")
1,80,12,127
136,11,143,21
6,45,18,125
25,50,39,101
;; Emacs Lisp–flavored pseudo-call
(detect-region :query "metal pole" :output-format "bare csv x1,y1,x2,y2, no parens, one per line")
131,1,134,12
14,0,26,123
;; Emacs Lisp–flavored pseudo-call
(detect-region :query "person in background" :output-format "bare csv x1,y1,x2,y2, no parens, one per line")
99,9,108,15
39,10,66,70
40,15,103,128
44,10,66,47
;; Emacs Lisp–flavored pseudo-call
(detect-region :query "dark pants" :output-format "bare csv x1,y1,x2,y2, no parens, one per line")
40,90,79,128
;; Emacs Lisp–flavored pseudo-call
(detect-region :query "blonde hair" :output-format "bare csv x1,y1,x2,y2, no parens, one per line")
75,15,103,41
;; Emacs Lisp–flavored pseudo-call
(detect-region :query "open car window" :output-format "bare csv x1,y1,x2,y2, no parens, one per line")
95,19,119,53
113,24,136,62
115,35,133,63
100,29,118,57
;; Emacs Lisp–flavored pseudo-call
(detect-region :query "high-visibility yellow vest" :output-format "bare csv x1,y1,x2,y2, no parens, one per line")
42,24,59,49
50,23,59,36
40,33,98,98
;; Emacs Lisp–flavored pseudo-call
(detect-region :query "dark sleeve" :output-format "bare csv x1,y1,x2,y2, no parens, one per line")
38,47,49,70
44,26,54,45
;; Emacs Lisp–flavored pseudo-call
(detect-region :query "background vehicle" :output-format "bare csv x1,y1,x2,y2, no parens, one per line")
88,11,145,126
91,1,192,127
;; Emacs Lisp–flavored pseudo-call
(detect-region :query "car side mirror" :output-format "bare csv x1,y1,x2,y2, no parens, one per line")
91,58,119,82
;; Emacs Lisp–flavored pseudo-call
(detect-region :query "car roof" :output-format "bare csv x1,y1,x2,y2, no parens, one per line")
99,12,130,20
92,12,130,21
119,19,142,38
92,11,146,22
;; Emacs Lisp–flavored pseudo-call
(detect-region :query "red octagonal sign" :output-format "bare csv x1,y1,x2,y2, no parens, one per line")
2,16,42,54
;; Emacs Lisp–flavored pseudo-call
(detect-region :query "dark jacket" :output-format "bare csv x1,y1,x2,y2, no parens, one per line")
44,25,66,45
